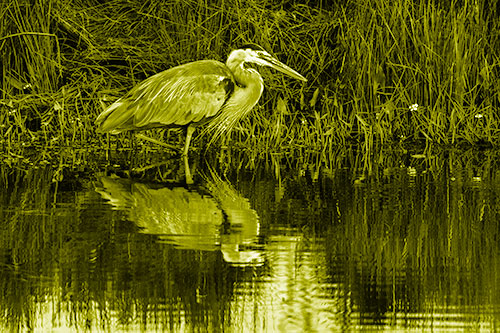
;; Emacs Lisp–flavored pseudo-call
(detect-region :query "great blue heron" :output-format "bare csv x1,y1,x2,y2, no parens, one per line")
95,44,307,156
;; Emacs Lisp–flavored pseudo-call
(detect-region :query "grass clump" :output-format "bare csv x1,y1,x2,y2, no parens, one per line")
338,0,500,146
2,0,500,156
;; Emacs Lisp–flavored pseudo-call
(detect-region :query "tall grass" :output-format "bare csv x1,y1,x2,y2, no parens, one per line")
340,0,500,146
2,0,500,155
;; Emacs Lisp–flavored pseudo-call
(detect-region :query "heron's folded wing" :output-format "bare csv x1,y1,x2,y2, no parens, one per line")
96,60,234,133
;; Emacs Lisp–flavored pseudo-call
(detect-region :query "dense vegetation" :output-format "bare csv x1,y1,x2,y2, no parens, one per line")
2,0,500,156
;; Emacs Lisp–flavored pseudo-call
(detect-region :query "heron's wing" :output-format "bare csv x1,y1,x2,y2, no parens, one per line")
96,60,235,133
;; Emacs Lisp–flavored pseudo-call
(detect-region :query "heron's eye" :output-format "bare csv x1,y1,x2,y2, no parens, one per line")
243,62,258,70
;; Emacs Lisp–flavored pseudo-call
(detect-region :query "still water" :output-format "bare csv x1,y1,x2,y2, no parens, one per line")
1,147,500,331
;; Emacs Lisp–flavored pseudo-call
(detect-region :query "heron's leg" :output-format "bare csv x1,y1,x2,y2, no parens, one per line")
105,133,110,161
184,154,193,184
183,125,196,156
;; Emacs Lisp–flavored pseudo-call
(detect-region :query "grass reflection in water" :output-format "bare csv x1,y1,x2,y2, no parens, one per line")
0,148,499,331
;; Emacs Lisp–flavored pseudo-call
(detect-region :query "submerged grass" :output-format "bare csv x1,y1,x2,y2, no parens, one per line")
2,0,500,156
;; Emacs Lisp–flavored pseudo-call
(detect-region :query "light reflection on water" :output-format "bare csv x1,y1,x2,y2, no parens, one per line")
0,149,500,331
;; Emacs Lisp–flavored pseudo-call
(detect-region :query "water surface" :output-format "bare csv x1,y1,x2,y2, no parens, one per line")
1,148,499,331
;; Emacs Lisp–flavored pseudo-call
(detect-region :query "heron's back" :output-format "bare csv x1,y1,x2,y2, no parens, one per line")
96,60,235,134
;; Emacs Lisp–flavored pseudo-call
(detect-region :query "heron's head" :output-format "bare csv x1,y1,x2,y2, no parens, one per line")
226,44,307,82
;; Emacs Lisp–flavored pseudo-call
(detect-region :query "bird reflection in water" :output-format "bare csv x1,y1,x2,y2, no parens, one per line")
95,168,262,266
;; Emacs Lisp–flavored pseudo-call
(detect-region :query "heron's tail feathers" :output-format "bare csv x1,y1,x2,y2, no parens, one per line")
95,100,132,134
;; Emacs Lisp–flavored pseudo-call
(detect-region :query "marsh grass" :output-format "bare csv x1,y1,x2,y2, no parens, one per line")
340,0,500,146
2,0,500,157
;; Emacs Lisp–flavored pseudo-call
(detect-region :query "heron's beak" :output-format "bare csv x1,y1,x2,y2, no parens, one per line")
253,52,307,82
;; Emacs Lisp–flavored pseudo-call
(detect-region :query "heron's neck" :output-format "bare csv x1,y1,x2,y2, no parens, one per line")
203,59,264,144
234,67,264,106
226,60,259,87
